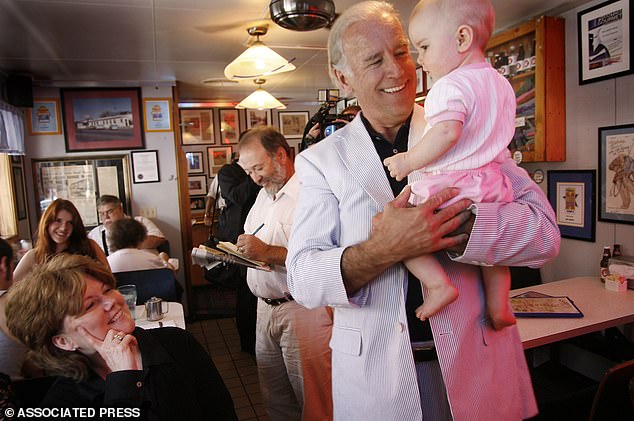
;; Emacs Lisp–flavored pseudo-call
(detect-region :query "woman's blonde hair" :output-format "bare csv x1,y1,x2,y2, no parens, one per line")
5,254,115,381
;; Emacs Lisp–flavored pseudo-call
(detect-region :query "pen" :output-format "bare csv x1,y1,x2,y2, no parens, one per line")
252,223,265,235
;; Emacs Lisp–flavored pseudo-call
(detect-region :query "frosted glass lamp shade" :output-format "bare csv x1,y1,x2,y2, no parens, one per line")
224,41,296,80
235,88,286,110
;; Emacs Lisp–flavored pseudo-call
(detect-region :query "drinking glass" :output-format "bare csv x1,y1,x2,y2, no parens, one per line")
117,284,138,320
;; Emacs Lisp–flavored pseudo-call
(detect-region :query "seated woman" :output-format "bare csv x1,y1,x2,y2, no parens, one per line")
5,254,237,420
107,219,174,273
13,199,108,283
0,238,31,380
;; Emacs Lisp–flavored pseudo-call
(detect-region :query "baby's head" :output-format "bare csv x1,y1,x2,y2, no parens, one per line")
409,0,494,81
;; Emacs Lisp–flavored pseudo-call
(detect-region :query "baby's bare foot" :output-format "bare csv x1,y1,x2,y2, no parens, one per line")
415,284,458,321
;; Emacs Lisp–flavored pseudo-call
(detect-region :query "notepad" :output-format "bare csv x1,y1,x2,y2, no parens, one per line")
216,241,268,267
510,291,584,318
191,245,270,271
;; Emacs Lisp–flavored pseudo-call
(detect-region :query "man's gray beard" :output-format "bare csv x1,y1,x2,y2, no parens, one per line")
264,160,286,196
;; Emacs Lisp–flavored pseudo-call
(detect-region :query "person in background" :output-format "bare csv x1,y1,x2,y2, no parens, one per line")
286,1,559,420
216,154,261,355
5,254,237,420
88,195,166,256
383,0,517,329
303,104,362,147
1,238,34,380
236,127,332,421
203,176,226,230
106,219,174,273
13,199,108,283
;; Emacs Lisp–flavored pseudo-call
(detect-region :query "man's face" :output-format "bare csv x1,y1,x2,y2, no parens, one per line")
336,17,417,128
97,203,125,230
239,141,288,196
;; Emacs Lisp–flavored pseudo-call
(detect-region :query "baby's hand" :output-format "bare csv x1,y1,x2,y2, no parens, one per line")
383,153,412,181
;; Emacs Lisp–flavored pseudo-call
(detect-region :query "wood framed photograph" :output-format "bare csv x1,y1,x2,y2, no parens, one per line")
189,195,206,213
207,146,232,176
246,109,271,129
278,111,309,138
578,0,632,84
188,175,207,196
598,123,634,224
180,108,214,144
219,109,239,144
28,98,62,135
12,166,27,220
143,98,172,132
61,88,144,152
186,151,204,174
32,155,132,229
130,150,160,184
547,170,596,242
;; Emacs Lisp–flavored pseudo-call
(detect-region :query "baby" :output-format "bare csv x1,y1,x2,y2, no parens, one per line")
384,0,516,330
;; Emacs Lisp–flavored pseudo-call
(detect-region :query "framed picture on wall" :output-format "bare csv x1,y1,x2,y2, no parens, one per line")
207,146,232,176
278,111,309,138
598,123,634,224
219,109,239,144
28,98,62,135
130,150,160,184
578,0,632,84
61,88,144,152
190,196,206,213
246,109,271,128
186,151,204,174
143,98,172,132
180,108,214,144
188,175,207,196
547,170,596,241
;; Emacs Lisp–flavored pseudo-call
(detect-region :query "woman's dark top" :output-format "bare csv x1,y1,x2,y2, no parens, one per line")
42,327,237,421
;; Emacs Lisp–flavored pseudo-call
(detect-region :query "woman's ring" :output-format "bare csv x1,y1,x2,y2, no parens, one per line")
113,334,123,341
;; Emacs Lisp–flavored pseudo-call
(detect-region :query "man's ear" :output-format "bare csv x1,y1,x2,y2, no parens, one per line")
456,25,474,53
52,334,77,352
333,68,353,97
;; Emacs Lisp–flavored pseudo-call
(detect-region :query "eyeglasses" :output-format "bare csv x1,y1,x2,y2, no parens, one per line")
98,208,117,219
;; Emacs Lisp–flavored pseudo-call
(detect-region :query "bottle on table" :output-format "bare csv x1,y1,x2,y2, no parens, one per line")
600,246,611,281
613,244,622,258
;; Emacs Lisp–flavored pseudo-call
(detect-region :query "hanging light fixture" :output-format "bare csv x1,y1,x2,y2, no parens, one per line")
224,25,296,80
270,0,336,31
235,78,286,110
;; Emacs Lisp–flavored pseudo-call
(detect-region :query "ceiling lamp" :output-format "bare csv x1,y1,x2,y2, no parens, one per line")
235,79,286,110
270,0,336,31
224,25,296,80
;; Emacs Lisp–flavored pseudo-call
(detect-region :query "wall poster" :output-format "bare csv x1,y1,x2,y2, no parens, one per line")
32,155,131,229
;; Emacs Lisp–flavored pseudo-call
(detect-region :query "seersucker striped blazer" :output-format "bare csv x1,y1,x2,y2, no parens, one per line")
286,105,560,421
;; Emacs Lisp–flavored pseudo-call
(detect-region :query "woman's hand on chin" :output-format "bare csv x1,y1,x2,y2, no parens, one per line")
78,326,140,372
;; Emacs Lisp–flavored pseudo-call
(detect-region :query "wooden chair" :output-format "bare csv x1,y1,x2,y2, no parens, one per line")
588,358,634,421
113,268,179,304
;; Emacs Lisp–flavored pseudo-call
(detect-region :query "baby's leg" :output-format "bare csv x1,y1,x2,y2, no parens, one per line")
407,255,458,321
482,266,516,330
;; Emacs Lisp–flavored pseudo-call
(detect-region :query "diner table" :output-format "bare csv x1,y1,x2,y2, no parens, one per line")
512,276,634,349
134,301,186,330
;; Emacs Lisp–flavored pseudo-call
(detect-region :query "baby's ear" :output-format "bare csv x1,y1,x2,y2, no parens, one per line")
456,25,474,53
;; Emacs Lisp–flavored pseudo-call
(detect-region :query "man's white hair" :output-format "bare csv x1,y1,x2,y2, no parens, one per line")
327,1,402,90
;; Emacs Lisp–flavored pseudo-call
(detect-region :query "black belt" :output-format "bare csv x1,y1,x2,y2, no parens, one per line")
261,295,294,306
412,346,438,362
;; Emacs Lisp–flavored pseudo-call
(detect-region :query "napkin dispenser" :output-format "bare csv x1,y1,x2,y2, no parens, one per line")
609,255,634,289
